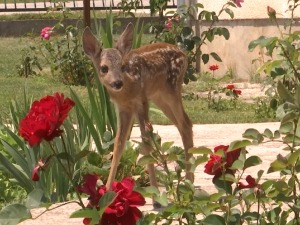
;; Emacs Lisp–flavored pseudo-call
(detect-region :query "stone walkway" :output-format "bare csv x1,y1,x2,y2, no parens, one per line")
19,122,283,225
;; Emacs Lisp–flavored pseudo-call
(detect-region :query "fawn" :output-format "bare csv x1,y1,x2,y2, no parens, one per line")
82,23,194,197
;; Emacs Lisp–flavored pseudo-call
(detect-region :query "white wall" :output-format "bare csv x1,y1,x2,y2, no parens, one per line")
194,0,295,19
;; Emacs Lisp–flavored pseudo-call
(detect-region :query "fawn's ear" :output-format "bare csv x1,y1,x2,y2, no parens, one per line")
82,27,102,59
115,23,134,56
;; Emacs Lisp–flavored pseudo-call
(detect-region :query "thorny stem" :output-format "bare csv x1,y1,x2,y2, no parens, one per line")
32,201,80,220
192,3,229,62
48,142,85,208
273,15,300,83
291,120,300,222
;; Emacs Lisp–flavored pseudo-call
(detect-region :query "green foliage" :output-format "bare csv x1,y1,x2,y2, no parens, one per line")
249,0,300,115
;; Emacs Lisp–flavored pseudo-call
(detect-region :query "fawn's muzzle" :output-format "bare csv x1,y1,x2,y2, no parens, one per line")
110,80,123,90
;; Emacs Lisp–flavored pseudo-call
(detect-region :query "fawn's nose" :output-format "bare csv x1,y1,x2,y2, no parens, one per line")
110,80,123,90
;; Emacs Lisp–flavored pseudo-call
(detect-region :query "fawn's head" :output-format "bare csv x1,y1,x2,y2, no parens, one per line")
82,24,134,92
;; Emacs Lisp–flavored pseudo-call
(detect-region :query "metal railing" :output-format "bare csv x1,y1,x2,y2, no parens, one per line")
0,0,177,12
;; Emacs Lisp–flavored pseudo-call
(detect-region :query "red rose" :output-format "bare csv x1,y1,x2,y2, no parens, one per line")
204,145,241,179
233,89,242,95
204,154,223,176
209,64,219,71
77,174,102,206
79,176,145,225
238,175,257,189
19,93,75,147
226,84,235,90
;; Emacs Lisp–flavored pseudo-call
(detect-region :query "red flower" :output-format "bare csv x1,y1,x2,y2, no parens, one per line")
83,218,91,225
40,26,53,40
78,176,145,225
238,175,257,189
19,93,75,147
226,84,235,90
204,154,223,176
204,145,241,180
233,89,242,95
209,64,219,71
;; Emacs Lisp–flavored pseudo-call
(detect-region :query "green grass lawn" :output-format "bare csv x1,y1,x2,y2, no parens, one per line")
0,35,276,124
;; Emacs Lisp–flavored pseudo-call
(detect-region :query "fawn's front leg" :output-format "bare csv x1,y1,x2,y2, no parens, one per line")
106,111,133,190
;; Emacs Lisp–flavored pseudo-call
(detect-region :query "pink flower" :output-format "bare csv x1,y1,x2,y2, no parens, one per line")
209,65,219,71
234,0,244,7
40,26,53,40
165,18,172,30
238,175,257,189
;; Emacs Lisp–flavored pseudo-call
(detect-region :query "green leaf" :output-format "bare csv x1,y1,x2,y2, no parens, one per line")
225,8,234,19
202,214,226,225
244,156,262,170
70,207,100,225
228,140,252,152
202,54,209,64
188,146,212,155
0,204,31,225
242,129,264,143
75,150,90,162
99,191,116,208
277,81,294,104
288,150,300,165
25,189,43,209
161,141,174,151
220,28,230,40
137,155,157,166
279,122,294,134
154,192,168,207
268,159,288,173
210,52,222,62
263,128,274,139
230,159,244,170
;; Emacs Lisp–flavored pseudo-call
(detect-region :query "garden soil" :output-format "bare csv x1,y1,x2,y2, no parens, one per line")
19,83,284,225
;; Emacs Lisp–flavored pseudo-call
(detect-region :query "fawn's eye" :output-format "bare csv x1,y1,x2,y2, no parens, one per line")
100,65,108,74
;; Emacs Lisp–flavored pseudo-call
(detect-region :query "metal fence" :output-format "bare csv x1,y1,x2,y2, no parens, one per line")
0,0,177,12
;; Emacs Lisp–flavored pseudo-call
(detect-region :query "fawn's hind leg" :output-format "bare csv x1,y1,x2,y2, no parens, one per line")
152,91,194,182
